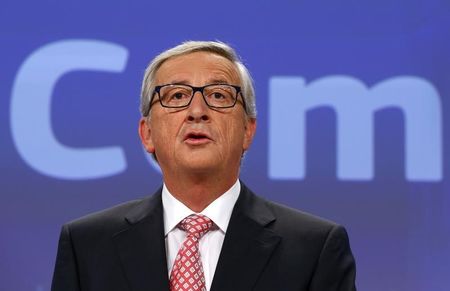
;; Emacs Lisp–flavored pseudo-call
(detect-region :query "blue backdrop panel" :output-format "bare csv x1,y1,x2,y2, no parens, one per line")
1,1,450,290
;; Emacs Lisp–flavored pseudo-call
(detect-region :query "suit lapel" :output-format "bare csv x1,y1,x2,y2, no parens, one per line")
211,184,281,291
112,190,169,291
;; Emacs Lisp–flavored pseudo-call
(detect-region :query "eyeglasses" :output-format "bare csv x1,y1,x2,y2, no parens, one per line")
146,83,246,115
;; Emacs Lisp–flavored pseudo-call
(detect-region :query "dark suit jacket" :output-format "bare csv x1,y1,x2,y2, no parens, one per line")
51,183,356,291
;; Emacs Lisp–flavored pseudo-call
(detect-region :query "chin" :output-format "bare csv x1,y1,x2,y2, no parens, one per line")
185,159,218,171
180,155,222,172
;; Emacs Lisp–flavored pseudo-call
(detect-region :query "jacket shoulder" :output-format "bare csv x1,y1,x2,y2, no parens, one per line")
64,191,161,242
67,199,142,231
240,183,339,232
267,199,339,230
241,184,344,240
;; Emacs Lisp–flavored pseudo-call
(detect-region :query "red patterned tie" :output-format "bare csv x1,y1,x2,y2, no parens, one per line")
169,214,213,291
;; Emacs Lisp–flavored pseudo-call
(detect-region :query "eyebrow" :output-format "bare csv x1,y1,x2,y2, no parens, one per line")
167,79,189,85
166,78,232,85
207,78,230,84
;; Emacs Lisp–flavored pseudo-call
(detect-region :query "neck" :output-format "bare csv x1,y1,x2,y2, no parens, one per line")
163,172,238,212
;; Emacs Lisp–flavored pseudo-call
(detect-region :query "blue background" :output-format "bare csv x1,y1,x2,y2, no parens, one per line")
1,1,450,290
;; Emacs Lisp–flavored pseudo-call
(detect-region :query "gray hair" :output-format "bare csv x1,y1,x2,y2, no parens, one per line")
140,41,256,118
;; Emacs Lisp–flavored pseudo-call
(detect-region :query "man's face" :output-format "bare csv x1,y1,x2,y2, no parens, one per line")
139,52,256,179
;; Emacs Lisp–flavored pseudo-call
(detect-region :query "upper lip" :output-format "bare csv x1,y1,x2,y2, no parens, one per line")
183,130,213,141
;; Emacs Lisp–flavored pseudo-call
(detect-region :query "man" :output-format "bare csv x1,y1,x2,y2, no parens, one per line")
51,41,356,291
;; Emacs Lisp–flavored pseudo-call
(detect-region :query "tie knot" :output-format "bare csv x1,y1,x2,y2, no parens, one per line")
178,214,213,239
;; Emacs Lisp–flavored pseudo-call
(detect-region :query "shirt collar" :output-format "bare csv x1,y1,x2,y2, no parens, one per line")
162,180,241,236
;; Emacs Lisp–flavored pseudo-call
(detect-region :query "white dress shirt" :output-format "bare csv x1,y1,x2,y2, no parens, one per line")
162,180,241,291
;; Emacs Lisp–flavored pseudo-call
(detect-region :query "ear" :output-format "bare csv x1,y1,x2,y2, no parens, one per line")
243,118,257,151
138,118,155,153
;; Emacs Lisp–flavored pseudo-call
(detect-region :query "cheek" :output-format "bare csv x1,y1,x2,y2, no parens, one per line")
220,119,246,151
151,115,180,152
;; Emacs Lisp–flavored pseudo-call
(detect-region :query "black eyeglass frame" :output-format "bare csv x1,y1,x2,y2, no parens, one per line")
145,83,247,116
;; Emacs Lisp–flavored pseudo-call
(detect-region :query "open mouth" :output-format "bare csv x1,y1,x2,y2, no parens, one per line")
186,133,209,140
184,131,212,144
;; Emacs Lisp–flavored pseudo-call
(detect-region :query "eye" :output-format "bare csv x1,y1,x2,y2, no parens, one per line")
204,85,236,107
170,91,189,100
206,90,230,103
161,86,192,104
212,92,226,99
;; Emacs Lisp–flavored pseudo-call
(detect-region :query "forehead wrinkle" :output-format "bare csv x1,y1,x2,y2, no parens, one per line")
161,74,234,86
157,74,237,87
207,63,241,84
155,52,241,86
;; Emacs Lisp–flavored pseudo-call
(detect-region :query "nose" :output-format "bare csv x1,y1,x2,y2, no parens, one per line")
186,91,210,122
